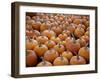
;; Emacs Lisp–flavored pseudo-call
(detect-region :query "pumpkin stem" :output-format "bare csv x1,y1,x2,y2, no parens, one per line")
48,40,51,44
41,57,46,65
74,52,79,59
71,33,75,40
62,31,64,34
58,43,61,48
63,26,67,30
32,29,34,32
60,55,63,61
29,37,32,42
85,43,89,47
84,43,89,50
38,41,42,47
48,25,51,31
77,54,79,60
71,33,76,43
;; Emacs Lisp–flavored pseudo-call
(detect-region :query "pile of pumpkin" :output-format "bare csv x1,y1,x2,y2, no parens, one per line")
26,13,89,67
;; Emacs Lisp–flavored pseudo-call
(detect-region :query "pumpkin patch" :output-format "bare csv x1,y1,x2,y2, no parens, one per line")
26,13,90,67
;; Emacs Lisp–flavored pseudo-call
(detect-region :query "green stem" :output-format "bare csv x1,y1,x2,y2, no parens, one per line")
29,37,32,42
71,33,76,43
85,43,89,47
41,57,46,65
71,33,75,40
60,55,63,61
58,43,61,48
77,54,79,60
